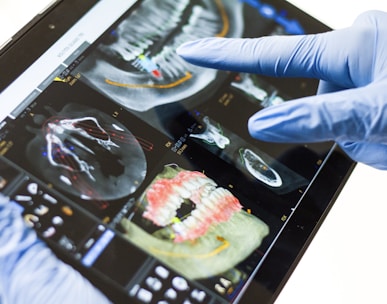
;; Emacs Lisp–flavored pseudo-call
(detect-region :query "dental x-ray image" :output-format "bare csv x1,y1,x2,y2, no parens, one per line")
72,0,304,143
75,0,245,112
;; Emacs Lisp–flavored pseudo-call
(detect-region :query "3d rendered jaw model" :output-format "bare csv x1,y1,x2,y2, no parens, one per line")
75,0,244,112
120,165,269,280
25,104,148,201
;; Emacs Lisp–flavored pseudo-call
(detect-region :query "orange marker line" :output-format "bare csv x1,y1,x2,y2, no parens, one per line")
105,72,192,89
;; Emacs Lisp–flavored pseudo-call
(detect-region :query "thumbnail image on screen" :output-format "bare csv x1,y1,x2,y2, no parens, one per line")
120,164,269,280
75,0,244,112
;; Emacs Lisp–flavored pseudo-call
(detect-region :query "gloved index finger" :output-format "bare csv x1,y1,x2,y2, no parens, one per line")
176,32,356,88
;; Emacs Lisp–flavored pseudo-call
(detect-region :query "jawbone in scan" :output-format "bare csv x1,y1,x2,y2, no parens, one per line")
231,73,286,108
189,116,230,149
75,0,244,111
120,165,269,280
26,104,148,201
190,116,284,189
239,148,282,187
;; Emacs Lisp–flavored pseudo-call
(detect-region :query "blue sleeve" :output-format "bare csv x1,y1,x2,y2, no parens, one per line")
0,195,111,304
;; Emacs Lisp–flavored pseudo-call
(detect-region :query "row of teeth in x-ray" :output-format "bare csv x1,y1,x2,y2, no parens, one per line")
111,0,223,78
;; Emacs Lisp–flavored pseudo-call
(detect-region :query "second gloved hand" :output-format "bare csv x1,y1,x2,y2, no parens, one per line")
176,10,387,170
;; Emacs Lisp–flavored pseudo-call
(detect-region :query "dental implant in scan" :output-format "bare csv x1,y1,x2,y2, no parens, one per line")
120,164,269,279
25,103,147,201
75,0,244,112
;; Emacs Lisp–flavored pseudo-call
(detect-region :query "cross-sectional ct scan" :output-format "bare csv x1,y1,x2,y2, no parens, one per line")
188,115,308,194
25,103,147,201
75,0,244,112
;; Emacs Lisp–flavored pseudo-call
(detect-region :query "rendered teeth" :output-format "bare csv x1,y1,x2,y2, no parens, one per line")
181,178,201,192
168,194,183,208
160,205,176,219
200,184,217,198
196,197,216,212
172,222,185,234
208,187,222,201
195,176,216,188
196,197,218,214
212,187,228,200
173,185,191,199
145,167,242,242
183,216,197,229
190,209,204,222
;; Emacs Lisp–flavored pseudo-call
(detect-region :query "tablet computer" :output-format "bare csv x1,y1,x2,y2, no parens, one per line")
0,0,355,303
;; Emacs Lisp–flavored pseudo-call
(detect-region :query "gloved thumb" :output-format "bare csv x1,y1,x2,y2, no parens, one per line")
248,83,387,145
338,141,387,170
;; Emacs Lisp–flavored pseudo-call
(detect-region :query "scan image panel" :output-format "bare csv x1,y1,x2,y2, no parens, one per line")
188,114,308,194
231,73,287,108
75,0,244,112
24,103,147,202
120,164,269,280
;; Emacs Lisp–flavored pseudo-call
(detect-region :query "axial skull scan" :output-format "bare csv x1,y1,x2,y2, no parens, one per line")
25,104,147,201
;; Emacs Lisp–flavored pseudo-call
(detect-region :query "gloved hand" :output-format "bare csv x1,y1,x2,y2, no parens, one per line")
176,10,387,170
0,195,110,304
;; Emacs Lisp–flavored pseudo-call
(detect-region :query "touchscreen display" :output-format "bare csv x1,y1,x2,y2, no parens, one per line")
0,0,350,303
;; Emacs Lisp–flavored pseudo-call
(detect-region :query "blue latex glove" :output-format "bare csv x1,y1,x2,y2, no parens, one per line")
176,10,387,170
0,195,110,304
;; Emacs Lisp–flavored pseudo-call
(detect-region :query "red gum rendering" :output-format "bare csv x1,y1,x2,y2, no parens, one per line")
143,170,242,242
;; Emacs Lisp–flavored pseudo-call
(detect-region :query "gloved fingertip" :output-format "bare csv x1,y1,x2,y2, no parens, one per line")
247,110,277,141
176,38,219,59
339,141,387,170
175,40,199,57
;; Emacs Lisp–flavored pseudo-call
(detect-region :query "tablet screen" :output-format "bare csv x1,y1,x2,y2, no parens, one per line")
0,0,354,303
